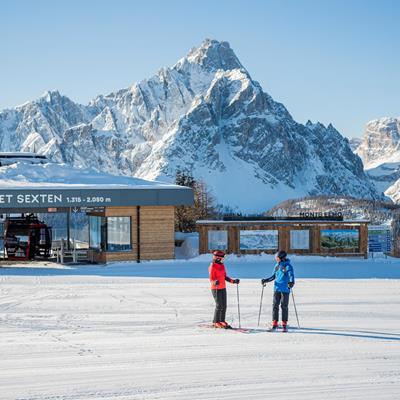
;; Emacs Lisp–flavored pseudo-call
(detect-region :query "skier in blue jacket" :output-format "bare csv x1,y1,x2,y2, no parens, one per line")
261,250,295,332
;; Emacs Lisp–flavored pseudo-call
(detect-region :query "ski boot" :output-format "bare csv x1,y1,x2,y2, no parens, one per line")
220,321,232,329
268,320,279,332
213,322,225,329
282,322,288,333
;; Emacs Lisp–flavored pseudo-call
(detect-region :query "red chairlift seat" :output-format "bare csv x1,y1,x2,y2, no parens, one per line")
4,215,52,261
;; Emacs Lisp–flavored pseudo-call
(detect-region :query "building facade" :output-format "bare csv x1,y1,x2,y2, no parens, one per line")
0,186,193,263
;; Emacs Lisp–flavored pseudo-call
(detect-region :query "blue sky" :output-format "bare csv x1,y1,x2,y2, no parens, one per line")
1,0,399,137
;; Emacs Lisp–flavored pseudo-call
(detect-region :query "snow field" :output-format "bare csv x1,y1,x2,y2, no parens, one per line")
0,266,399,400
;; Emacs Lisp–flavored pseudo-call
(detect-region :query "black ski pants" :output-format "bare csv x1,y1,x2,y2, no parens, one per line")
272,291,290,322
212,288,227,323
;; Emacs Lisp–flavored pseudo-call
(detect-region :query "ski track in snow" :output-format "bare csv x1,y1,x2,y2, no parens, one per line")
0,260,399,400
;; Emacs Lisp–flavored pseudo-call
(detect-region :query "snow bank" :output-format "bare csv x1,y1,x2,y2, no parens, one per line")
175,232,199,259
1,254,399,279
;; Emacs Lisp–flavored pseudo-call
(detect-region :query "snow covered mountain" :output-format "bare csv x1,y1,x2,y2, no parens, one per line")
356,118,400,169
354,117,400,204
0,39,381,212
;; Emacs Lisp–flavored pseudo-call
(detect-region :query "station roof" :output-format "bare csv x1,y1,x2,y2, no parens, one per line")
0,161,193,209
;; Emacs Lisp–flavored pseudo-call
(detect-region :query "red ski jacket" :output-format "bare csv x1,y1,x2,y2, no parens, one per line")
209,262,234,290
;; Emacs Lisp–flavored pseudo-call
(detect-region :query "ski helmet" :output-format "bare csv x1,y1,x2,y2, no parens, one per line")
275,250,287,260
213,250,226,258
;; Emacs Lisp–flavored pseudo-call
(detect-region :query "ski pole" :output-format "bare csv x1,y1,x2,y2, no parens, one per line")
257,284,265,327
291,289,300,329
236,284,241,328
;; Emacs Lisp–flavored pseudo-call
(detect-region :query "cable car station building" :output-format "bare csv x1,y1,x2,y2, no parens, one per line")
0,176,193,263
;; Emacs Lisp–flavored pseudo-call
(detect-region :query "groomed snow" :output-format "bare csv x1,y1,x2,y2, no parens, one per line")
0,255,399,400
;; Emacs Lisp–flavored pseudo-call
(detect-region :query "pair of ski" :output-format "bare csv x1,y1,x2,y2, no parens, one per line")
199,323,290,334
198,323,256,334
266,325,288,333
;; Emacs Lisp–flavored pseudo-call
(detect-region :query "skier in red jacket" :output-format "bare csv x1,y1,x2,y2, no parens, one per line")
209,250,240,328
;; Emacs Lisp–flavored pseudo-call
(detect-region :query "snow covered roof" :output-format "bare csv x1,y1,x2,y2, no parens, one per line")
0,162,193,208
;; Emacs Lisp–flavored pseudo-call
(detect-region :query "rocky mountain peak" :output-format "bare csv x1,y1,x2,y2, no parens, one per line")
184,39,244,72
353,117,400,204
40,90,63,103
356,117,400,169
306,120,326,130
366,118,400,144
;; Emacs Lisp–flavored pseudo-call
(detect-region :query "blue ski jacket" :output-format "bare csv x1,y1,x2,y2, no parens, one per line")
272,259,295,293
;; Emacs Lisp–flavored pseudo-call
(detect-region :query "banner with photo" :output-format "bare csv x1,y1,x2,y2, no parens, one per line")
321,229,359,249
240,230,278,250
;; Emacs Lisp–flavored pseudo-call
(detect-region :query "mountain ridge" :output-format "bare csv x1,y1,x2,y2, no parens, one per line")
0,39,382,212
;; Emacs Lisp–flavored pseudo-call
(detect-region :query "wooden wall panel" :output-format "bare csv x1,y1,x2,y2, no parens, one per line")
88,205,176,262
198,226,208,254
312,226,320,254
228,226,238,254
359,224,368,259
89,250,106,264
140,206,175,260
279,227,290,251
106,252,137,262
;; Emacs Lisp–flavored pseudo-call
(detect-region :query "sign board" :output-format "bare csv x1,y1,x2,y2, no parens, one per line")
290,230,310,250
368,225,391,253
299,211,343,220
208,230,228,250
0,187,193,209
71,206,105,213
0,191,113,207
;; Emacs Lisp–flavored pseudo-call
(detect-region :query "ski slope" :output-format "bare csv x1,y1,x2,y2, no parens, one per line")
0,256,399,400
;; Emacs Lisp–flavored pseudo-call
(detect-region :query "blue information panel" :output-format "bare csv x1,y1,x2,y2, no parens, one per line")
368,226,392,253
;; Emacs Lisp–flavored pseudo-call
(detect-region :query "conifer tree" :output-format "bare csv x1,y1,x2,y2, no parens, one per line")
175,169,216,232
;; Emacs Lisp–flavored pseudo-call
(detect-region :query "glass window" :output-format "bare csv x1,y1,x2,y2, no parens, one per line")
321,229,359,249
107,217,131,252
37,212,68,241
70,212,89,249
290,230,310,250
89,216,102,249
208,230,228,250
240,230,278,250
